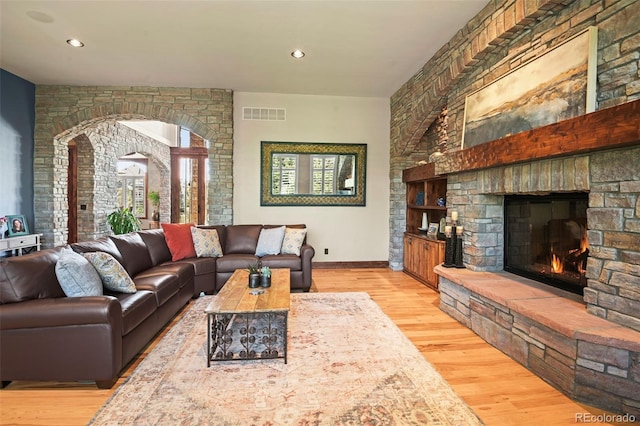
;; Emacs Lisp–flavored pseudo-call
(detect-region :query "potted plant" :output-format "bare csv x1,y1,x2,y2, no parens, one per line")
107,207,141,235
247,262,261,288
148,191,160,221
260,266,271,288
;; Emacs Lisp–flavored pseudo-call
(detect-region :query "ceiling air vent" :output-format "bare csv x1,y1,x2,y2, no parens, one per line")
242,107,286,121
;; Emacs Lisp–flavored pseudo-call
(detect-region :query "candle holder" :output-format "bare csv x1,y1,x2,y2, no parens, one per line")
454,226,465,268
443,225,456,267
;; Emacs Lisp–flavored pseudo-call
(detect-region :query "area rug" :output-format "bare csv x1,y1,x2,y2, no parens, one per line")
89,292,483,425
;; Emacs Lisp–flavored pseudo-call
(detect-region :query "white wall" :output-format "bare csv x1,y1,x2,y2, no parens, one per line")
233,92,390,263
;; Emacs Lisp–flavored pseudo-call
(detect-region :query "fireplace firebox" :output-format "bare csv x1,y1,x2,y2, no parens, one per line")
504,193,589,295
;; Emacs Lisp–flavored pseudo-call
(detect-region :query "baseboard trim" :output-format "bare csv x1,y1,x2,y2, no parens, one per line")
312,261,389,269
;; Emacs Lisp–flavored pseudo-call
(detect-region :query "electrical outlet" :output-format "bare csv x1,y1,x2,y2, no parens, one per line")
324,248,329,255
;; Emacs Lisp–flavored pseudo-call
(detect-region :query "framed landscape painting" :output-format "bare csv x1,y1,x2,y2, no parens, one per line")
462,26,598,149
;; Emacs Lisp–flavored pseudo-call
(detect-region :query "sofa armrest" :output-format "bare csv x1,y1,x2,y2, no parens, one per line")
0,296,122,330
300,244,315,288
300,244,315,261
0,296,124,387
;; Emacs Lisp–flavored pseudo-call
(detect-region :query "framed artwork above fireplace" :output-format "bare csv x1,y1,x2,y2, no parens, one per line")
462,26,598,149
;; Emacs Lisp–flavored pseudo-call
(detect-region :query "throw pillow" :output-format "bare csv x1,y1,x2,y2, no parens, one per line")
161,222,197,261
191,227,224,258
55,248,103,297
83,251,137,294
281,227,307,256
255,226,286,257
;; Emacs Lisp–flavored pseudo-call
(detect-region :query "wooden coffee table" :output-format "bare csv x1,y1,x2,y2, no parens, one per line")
205,268,290,365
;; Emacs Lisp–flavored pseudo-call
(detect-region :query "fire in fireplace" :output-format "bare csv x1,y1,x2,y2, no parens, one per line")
504,192,589,295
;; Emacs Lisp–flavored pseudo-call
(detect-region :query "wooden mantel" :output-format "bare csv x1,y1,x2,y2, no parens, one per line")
405,99,640,180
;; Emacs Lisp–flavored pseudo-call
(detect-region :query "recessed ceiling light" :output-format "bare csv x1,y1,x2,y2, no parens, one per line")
66,39,85,48
291,49,305,59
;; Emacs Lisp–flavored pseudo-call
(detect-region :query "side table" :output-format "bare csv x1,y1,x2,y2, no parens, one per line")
0,234,43,256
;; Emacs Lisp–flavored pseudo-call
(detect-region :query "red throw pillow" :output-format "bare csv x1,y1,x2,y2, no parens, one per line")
161,223,196,261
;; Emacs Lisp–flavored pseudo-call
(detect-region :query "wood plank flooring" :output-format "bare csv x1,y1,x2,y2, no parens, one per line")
0,268,625,425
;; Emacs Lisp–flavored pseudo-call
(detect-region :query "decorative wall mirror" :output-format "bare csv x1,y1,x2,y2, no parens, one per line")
261,141,367,206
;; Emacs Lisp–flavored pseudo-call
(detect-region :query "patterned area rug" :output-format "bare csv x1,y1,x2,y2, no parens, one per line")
90,292,483,425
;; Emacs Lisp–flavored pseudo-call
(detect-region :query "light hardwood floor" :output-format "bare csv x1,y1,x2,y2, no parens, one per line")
0,268,625,425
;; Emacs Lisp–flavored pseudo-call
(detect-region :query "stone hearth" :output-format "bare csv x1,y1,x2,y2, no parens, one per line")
437,266,640,416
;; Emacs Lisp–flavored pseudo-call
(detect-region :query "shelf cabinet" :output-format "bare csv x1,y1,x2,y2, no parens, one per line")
403,233,444,290
405,179,448,233
402,163,447,290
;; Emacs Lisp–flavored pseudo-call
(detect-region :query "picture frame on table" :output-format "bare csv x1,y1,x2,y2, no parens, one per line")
426,222,439,239
7,215,29,237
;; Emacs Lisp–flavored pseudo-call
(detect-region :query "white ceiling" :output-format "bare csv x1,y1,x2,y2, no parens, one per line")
0,0,489,98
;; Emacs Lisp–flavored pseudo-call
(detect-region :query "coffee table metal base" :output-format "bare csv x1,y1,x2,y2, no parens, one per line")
207,311,288,366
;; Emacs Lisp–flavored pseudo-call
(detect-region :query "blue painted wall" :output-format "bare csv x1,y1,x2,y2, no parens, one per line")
0,69,35,232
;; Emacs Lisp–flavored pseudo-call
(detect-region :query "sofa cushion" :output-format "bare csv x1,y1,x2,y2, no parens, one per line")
136,262,195,289
281,227,307,256
110,233,153,277
138,229,172,265
260,254,302,271
55,248,103,297
71,237,124,266
161,223,196,261
0,247,67,304
215,254,260,273
133,274,181,307
172,257,216,277
224,225,262,254
190,227,223,257
84,252,137,294
255,226,286,257
112,290,157,336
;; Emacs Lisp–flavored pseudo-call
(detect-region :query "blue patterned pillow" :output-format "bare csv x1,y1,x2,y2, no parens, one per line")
55,248,103,297
255,226,286,257
191,227,224,258
83,251,137,293
281,227,307,256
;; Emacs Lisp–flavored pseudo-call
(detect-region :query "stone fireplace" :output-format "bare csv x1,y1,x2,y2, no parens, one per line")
433,100,640,415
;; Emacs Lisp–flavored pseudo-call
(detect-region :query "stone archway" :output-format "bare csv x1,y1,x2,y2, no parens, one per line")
62,119,172,242
34,86,233,247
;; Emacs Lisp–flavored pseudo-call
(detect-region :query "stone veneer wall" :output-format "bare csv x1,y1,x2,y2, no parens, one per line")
388,0,640,332
34,86,233,247
71,121,171,242
389,0,640,271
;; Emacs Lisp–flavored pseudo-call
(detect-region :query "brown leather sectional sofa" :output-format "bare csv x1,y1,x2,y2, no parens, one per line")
0,224,313,388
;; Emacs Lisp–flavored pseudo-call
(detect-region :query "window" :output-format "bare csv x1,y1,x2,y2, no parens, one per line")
117,156,148,218
272,154,298,195
311,155,337,195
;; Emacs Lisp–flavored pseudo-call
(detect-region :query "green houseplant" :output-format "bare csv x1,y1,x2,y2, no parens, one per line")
148,191,160,221
260,266,271,288
107,207,141,235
